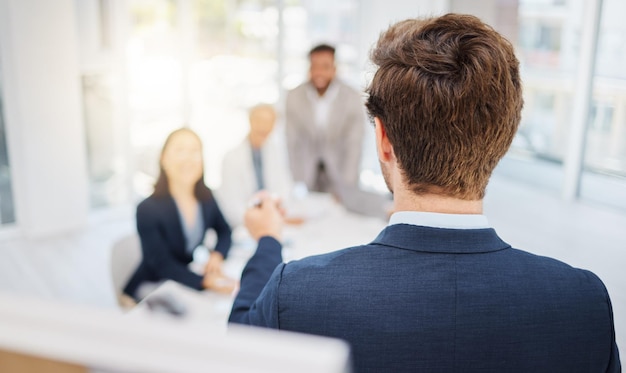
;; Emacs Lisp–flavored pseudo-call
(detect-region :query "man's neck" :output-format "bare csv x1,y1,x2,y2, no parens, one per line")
392,186,483,215
316,86,328,97
312,79,334,97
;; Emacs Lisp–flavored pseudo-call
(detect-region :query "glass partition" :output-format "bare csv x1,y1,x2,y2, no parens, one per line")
513,0,581,162
584,0,626,176
514,0,626,178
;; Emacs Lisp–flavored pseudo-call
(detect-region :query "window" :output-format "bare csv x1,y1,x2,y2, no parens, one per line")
77,0,131,208
127,0,362,194
514,0,581,162
584,0,626,176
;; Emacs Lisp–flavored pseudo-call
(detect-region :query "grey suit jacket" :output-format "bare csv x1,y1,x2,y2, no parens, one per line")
285,79,366,196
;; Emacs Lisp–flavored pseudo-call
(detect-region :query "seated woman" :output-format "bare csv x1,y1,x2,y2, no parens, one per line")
123,128,234,301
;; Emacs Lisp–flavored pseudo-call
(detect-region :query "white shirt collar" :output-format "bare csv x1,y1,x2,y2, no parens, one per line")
388,211,490,229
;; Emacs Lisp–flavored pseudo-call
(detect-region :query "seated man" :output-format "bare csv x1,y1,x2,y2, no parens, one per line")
228,14,620,373
216,104,294,227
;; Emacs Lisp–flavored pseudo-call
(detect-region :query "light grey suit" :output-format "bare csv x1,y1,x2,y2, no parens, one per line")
285,79,366,196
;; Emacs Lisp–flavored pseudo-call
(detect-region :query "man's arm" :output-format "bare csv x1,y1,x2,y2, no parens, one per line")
228,236,283,327
228,193,286,327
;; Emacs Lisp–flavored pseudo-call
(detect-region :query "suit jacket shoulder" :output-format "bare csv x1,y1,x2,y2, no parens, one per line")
136,195,177,227
257,225,620,373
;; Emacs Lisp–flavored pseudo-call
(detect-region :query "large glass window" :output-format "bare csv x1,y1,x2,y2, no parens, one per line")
82,72,131,207
0,53,15,224
188,0,280,189
72,0,624,212
584,0,626,176
77,0,132,208
128,0,184,196
515,0,626,178
127,0,279,193
513,0,581,162
127,0,362,195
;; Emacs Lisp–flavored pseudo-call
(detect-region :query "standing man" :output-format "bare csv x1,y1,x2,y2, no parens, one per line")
229,14,620,373
285,44,366,198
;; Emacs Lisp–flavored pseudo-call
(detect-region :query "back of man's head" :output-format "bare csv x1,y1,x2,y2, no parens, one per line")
366,14,523,200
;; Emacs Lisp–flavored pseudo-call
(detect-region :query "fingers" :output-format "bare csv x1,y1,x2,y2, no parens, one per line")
204,251,224,275
203,272,238,294
248,191,282,210
244,197,284,241
204,261,222,275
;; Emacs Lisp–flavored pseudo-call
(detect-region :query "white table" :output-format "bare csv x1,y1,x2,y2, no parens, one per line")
130,193,388,332
0,292,350,373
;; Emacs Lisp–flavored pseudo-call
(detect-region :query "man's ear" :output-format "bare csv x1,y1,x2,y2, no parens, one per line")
374,117,394,162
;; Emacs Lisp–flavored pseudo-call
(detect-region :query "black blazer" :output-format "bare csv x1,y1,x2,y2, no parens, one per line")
123,195,231,299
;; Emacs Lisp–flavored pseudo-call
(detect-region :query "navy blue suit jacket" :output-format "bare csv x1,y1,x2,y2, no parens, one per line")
229,224,620,373
123,195,231,299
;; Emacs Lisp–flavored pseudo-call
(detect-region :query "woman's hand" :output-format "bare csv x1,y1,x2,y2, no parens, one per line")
204,251,224,275
202,271,238,294
202,251,238,294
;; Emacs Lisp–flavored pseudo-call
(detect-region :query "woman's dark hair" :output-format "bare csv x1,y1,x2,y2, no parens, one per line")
152,128,213,201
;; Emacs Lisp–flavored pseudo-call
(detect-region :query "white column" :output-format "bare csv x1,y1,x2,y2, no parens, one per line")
0,0,89,238
562,0,603,201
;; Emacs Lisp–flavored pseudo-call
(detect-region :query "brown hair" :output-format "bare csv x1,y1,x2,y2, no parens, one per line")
309,44,336,58
152,128,213,201
365,14,523,200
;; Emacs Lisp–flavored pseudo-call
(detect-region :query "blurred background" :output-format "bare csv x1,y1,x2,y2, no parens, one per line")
0,0,624,347
1,0,625,232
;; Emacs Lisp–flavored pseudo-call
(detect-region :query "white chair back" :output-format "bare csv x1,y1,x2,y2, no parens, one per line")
110,234,141,302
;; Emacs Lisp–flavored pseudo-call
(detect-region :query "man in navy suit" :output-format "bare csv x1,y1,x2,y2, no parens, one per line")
229,14,620,373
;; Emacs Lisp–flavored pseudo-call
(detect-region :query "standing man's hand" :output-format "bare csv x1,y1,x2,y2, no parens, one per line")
245,192,284,241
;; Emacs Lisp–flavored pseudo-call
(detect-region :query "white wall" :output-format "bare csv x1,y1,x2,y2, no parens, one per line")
0,0,89,238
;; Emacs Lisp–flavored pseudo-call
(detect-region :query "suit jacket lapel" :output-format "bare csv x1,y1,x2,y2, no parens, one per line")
299,84,318,139
163,196,187,256
325,82,348,140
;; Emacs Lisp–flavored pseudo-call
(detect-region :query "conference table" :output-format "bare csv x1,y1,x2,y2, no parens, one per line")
129,192,389,333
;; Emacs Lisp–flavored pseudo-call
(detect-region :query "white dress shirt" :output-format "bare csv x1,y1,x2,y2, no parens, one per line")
306,80,340,131
216,134,293,227
388,211,490,229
